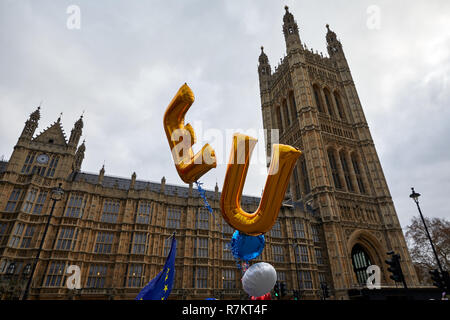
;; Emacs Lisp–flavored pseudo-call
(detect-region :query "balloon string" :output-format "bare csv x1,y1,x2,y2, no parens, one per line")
195,181,250,275
195,180,222,231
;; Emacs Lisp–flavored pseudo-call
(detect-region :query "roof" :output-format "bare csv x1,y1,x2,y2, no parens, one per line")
0,161,7,173
73,171,261,206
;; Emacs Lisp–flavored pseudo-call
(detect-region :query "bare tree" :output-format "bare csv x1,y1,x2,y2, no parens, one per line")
405,216,450,285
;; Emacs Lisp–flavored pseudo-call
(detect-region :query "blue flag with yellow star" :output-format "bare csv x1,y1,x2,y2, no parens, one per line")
136,234,176,300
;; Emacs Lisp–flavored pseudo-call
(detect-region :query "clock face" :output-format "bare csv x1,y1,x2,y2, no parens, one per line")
36,154,49,164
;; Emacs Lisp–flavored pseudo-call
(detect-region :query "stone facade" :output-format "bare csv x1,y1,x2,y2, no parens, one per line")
257,6,419,299
0,108,328,300
0,7,419,301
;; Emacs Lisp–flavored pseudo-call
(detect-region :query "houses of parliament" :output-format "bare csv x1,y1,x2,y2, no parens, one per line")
0,7,419,300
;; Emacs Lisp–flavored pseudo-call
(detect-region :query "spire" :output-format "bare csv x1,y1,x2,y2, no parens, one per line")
282,6,301,50
326,24,343,57
258,46,271,76
30,106,41,122
69,114,84,147
98,164,105,185
130,172,136,190
73,139,85,172
161,176,166,193
20,106,41,140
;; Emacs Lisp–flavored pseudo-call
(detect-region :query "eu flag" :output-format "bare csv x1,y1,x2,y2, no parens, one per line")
136,234,177,300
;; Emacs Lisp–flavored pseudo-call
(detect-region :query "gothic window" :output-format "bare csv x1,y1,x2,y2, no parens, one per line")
9,223,25,248
327,150,342,189
289,92,297,122
33,191,47,214
163,237,172,257
315,248,324,265
313,85,324,113
299,271,313,289
136,201,152,224
126,264,144,287
351,154,367,194
271,221,282,238
333,91,346,121
45,156,59,177
21,152,35,174
194,267,208,288
223,242,233,260
194,237,208,258
283,99,291,126
20,225,35,248
272,245,284,262
292,166,301,200
323,88,334,117
65,194,85,218
311,225,320,243
222,222,234,235
86,265,107,288
23,188,38,213
223,269,236,289
301,159,311,194
295,245,309,263
5,188,23,212
196,208,210,230
101,199,120,223
56,227,77,250
276,106,284,133
292,219,305,239
166,207,181,229
0,223,8,245
340,152,354,192
351,244,372,285
44,261,66,287
95,232,114,254
277,271,286,286
131,232,147,255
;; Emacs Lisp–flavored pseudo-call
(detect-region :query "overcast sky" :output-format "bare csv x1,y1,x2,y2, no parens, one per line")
0,0,449,231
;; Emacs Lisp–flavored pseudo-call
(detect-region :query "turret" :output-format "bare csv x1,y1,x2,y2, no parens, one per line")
258,46,272,90
69,115,83,148
282,6,301,52
326,24,345,60
73,140,86,172
19,106,40,140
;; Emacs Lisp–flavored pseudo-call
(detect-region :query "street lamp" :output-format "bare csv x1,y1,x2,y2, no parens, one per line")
409,187,444,274
22,183,64,300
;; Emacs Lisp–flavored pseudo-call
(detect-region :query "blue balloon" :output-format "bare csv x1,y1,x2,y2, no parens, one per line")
230,230,265,261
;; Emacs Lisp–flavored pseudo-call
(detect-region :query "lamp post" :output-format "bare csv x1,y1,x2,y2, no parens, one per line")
409,187,444,274
22,183,64,300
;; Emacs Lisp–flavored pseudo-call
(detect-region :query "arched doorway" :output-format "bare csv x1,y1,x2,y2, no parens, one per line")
351,244,372,285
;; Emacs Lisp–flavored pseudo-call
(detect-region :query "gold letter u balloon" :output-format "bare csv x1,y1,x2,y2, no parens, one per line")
220,133,301,236
163,83,217,184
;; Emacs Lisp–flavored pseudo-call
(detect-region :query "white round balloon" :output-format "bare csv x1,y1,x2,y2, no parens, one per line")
241,262,277,297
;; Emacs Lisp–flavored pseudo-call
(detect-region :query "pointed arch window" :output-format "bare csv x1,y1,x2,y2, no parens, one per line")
283,99,291,127
351,154,366,194
292,165,301,200
327,150,342,189
340,152,354,192
351,244,372,285
21,152,36,174
276,106,284,133
333,91,346,121
313,85,324,113
301,159,311,195
323,88,334,117
289,92,297,122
